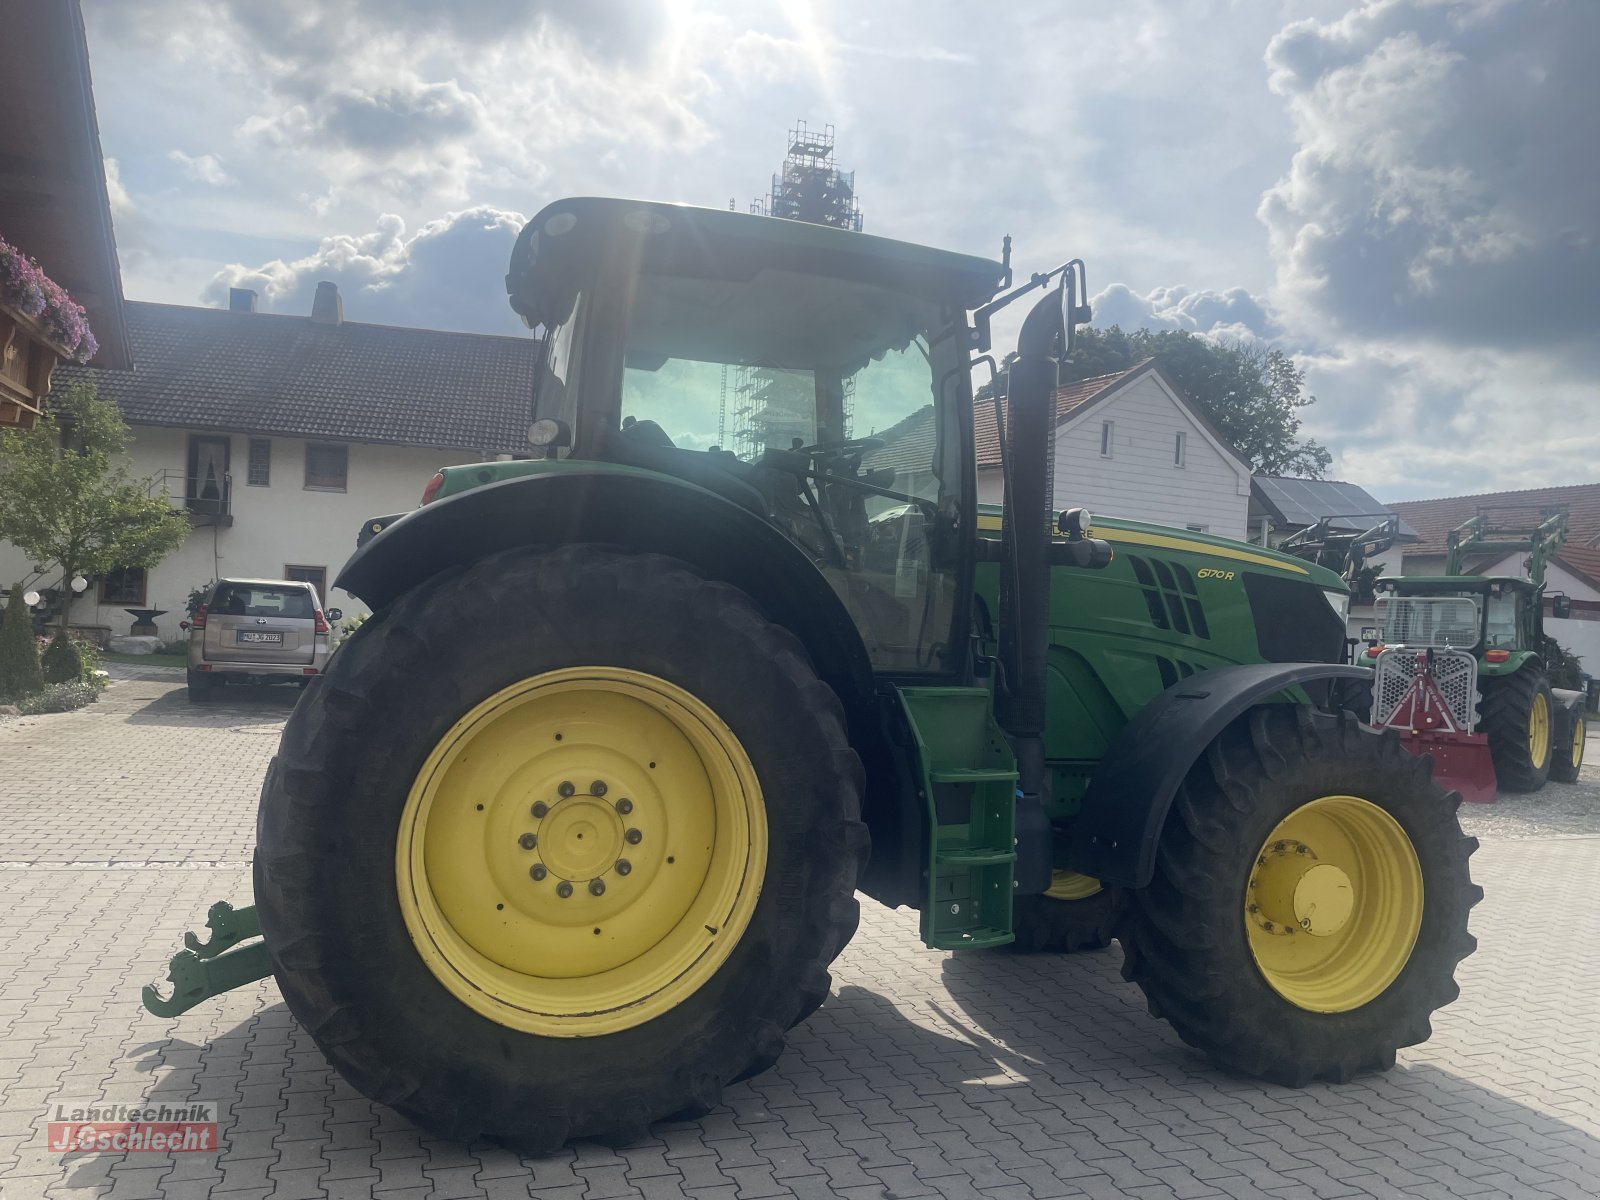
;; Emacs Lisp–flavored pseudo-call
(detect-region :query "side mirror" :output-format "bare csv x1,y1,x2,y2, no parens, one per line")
325,607,344,623
179,620,191,631
1551,594,1572,620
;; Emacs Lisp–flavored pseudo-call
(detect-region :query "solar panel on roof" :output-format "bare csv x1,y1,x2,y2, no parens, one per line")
1253,477,1419,539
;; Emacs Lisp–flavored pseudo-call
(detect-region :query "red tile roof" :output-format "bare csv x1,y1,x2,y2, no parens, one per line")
974,360,1153,468
1554,545,1600,591
1386,483,1600,555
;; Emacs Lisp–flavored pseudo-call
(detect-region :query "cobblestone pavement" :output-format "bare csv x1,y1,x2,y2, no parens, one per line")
1,678,1597,1199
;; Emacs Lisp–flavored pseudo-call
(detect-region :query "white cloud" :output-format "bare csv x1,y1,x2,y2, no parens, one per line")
1260,0,1600,361
1090,283,1279,342
204,206,529,336
102,157,134,220
167,150,234,186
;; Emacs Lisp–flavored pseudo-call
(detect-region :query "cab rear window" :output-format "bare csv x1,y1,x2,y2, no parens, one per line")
212,585,315,619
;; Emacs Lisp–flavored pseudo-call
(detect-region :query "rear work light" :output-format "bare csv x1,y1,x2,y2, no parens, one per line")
1485,649,1511,663
191,603,208,630
421,471,446,505
314,610,330,635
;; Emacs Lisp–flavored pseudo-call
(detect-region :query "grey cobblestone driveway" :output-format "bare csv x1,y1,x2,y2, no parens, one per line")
2,671,1597,1199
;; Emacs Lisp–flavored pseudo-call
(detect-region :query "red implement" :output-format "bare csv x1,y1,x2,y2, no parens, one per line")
1375,651,1499,805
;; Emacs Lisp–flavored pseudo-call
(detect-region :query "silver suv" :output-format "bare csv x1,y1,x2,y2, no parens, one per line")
184,578,341,702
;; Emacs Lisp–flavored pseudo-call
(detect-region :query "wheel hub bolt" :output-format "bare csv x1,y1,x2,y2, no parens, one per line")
518,833,538,850
589,879,606,896
616,798,634,815
615,859,632,875
556,881,574,898
625,828,642,845
590,780,608,797
530,864,548,881
531,801,549,818
558,781,575,798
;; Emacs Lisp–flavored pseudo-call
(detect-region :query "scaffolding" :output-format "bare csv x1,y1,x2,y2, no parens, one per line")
720,122,863,456
750,121,864,231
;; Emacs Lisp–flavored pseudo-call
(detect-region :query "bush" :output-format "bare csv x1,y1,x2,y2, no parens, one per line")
1542,633,1584,690
17,680,101,714
186,581,214,618
0,584,44,703
41,631,84,683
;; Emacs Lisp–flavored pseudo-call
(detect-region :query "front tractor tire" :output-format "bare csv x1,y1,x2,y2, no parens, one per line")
1549,709,1586,784
1118,707,1479,1086
1480,668,1555,792
254,546,867,1152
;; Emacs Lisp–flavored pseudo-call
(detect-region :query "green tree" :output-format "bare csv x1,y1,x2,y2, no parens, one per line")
0,584,44,702
980,326,1332,478
0,381,191,630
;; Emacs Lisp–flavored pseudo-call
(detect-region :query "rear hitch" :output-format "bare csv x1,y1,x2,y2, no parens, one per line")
141,901,273,1018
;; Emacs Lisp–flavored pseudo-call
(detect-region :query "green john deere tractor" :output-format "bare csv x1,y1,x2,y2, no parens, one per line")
144,198,1479,1152
1359,508,1587,794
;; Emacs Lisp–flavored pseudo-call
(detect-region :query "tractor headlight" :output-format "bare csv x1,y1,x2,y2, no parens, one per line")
1322,588,1351,625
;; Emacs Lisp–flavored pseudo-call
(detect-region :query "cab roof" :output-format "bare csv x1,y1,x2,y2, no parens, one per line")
508,196,1009,317
1385,576,1541,593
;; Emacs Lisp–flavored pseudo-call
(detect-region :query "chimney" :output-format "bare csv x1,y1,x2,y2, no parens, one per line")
310,280,343,326
229,287,258,313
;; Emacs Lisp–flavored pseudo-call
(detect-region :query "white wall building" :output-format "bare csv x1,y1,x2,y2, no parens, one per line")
974,360,1253,540
0,287,536,641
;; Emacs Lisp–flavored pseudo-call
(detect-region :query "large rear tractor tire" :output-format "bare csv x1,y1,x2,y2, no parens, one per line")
1009,872,1120,952
1119,706,1480,1086
1549,710,1586,784
254,545,868,1152
1480,669,1555,792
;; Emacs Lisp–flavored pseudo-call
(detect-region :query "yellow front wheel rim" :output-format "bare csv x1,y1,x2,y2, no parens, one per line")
1245,795,1423,1013
1529,691,1550,766
397,667,767,1037
1044,870,1103,901
1573,718,1586,770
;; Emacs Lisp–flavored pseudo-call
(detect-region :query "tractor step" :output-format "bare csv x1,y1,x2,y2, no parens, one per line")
897,686,1019,950
141,901,273,1018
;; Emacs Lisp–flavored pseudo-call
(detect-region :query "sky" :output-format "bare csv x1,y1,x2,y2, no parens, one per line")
81,0,1599,501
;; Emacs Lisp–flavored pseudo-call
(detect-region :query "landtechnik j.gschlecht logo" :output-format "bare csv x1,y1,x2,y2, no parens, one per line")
46,1101,219,1153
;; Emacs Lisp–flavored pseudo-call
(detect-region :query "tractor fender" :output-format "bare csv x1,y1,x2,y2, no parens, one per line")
1064,662,1370,889
335,469,877,715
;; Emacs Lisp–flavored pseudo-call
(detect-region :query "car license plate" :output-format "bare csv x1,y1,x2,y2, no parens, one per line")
238,631,283,645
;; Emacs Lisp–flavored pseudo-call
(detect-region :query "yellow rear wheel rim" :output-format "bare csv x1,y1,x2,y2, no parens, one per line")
396,667,767,1036
1574,718,1586,770
1044,870,1103,901
1529,691,1550,766
1245,795,1423,1013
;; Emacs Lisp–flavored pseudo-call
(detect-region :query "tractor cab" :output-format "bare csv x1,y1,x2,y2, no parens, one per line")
1371,575,1544,674
495,197,1008,674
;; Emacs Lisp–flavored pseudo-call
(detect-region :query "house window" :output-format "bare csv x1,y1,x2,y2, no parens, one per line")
247,438,272,486
1100,420,1114,458
98,567,147,606
284,565,328,602
305,443,348,491
1174,431,1187,468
